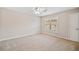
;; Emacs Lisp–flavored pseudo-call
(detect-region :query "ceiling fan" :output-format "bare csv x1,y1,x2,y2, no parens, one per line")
33,7,47,15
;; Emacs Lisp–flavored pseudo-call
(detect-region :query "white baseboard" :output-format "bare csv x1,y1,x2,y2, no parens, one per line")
0,33,40,42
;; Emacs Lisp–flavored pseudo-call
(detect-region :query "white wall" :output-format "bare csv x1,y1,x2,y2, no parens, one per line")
0,8,40,40
41,13,69,39
0,9,2,38
41,8,79,40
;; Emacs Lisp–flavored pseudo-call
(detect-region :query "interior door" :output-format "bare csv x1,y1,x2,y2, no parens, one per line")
69,13,79,42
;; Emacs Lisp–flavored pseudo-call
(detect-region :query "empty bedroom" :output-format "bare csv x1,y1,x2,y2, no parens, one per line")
0,7,79,51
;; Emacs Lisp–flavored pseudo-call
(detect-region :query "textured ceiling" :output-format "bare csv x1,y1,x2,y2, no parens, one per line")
4,7,76,16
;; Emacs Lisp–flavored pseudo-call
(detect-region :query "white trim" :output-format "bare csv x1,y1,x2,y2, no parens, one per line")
0,33,40,42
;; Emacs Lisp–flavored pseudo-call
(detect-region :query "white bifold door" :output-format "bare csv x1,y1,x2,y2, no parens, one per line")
69,13,79,42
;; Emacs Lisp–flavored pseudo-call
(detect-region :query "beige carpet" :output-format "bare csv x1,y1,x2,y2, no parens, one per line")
0,34,79,51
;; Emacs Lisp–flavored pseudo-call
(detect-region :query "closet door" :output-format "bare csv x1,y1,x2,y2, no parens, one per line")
56,13,69,39
69,13,79,42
